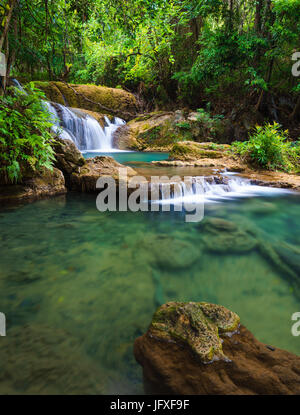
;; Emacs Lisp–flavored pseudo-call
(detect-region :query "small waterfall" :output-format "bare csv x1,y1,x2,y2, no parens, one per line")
10,79,125,151
152,176,293,207
11,79,25,91
44,102,124,151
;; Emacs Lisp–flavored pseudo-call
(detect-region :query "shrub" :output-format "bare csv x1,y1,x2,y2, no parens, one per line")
0,83,56,184
232,123,299,172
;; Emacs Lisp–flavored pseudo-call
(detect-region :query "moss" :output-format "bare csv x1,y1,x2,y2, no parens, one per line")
169,142,225,161
33,81,137,120
53,82,78,107
33,81,65,105
149,302,240,364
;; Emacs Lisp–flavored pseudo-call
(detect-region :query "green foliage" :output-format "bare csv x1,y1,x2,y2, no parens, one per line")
232,123,299,172
176,121,191,130
0,84,56,184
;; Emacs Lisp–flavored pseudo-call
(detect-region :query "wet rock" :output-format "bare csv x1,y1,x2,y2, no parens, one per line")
70,156,137,193
34,81,138,121
134,302,300,395
0,324,105,394
0,167,66,206
52,137,85,175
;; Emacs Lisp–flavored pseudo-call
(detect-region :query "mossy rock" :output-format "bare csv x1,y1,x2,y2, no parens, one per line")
199,217,257,254
149,302,240,364
33,81,138,120
138,234,199,270
33,81,65,105
169,141,226,161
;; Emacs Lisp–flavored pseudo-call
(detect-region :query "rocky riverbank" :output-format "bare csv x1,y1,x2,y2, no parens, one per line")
0,138,137,206
134,302,300,395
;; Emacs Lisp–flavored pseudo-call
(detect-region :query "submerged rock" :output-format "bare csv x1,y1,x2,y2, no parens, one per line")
0,324,105,394
134,301,300,395
138,234,199,270
274,242,300,276
199,217,257,254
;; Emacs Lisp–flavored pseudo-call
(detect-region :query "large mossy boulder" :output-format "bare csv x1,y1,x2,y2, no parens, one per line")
134,301,300,395
34,81,138,121
169,141,228,161
113,110,234,151
0,166,66,206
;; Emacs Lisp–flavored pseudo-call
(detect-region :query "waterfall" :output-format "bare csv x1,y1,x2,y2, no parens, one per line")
44,102,124,151
152,175,293,207
10,79,125,151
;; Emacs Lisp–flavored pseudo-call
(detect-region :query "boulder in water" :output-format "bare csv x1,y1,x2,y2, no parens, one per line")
70,156,137,193
138,234,199,270
134,301,300,394
52,137,85,175
0,167,66,206
199,217,257,254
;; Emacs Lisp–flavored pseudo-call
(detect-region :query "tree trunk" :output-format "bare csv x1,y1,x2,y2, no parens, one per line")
255,0,263,34
0,0,16,52
289,95,300,120
255,58,274,112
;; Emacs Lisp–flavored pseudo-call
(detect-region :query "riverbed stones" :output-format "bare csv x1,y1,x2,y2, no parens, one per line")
0,324,105,394
134,301,300,395
199,217,257,254
138,234,199,270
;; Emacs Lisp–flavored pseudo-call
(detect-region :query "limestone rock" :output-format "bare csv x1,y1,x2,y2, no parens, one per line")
0,167,66,206
199,217,257,254
52,137,85,175
34,81,138,121
138,234,199,270
134,301,300,395
70,156,137,193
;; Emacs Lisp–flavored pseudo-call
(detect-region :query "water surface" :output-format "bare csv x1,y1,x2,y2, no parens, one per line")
0,192,299,394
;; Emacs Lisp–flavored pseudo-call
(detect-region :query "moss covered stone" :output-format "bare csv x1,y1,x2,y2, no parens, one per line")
149,302,240,364
33,81,138,120
169,141,226,161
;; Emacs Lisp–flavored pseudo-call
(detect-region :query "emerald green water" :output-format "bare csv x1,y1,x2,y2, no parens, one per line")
82,151,169,164
0,193,299,394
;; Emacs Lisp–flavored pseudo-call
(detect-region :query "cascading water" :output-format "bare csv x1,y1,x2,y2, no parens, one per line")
44,102,125,151
11,79,125,152
152,175,293,207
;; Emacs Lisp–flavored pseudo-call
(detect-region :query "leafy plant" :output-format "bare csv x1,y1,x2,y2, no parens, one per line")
0,83,56,184
232,123,299,172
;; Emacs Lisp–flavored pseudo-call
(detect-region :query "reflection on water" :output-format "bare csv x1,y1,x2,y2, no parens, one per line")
0,192,299,394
